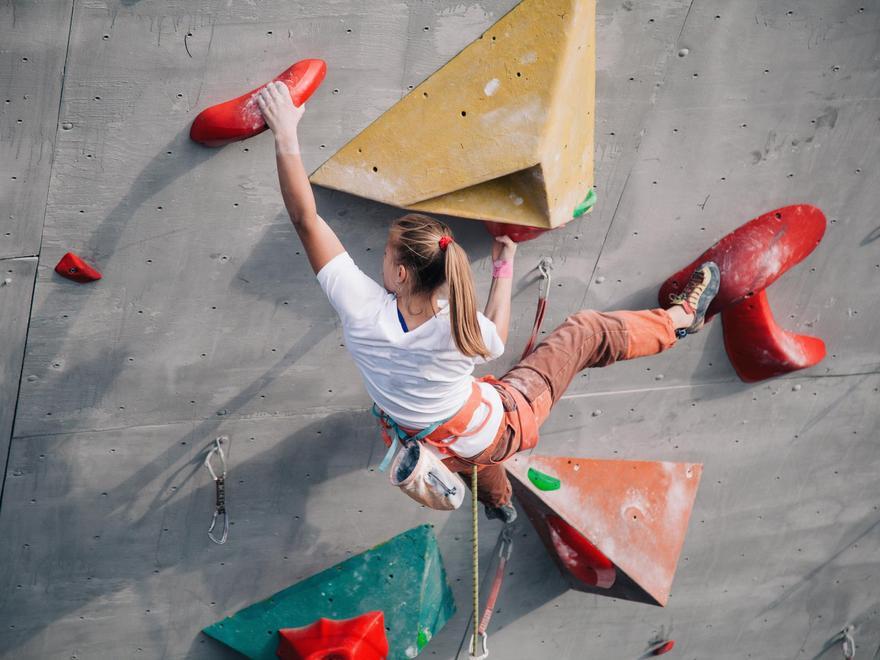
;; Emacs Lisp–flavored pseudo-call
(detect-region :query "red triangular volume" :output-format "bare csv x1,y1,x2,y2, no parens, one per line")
54,252,102,283
507,455,702,607
722,290,826,382
276,611,389,660
191,59,326,147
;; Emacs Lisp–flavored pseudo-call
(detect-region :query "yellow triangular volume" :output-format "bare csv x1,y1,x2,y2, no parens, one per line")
309,0,596,229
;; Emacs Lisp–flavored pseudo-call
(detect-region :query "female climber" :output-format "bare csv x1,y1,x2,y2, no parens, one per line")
256,81,720,523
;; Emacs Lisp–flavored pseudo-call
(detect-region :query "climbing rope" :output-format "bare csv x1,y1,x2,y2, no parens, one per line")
470,466,487,659
521,256,553,359
205,436,229,545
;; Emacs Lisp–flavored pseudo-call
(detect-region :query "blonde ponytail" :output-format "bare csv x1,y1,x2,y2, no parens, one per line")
444,241,491,359
390,213,490,359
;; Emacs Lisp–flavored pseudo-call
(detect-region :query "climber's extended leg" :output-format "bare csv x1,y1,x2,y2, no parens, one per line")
502,261,719,426
501,308,678,424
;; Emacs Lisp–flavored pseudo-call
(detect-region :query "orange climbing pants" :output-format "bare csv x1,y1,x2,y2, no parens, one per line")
441,308,677,508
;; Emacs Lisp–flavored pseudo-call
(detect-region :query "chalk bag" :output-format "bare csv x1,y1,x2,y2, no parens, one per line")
390,442,466,511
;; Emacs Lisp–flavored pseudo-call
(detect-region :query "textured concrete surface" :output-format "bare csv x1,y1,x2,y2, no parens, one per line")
1,1,878,659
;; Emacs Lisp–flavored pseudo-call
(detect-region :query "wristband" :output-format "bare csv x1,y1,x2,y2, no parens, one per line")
492,259,513,279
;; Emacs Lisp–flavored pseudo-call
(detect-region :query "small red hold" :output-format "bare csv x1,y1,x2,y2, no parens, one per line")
483,220,553,244
191,59,327,147
54,252,102,283
652,640,675,655
276,611,388,660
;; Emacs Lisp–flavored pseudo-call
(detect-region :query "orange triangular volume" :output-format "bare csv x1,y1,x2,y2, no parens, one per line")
309,0,596,229
506,455,702,606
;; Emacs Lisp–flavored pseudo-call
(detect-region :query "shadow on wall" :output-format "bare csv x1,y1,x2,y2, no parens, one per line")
1,400,574,659
14,128,219,441
0,409,364,657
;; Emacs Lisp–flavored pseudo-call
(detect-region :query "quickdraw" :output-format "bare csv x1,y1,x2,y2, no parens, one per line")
840,625,855,660
521,256,553,359
458,519,516,660
477,525,514,638
205,436,229,545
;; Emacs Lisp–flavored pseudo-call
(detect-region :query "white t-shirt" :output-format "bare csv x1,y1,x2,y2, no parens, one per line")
316,252,505,457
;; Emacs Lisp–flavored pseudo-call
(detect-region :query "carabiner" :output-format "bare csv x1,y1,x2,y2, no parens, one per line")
469,631,489,659
498,526,514,560
840,625,855,660
537,256,553,300
205,436,229,545
427,470,458,497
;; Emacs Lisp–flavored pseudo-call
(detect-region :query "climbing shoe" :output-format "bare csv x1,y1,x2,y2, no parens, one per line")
484,502,517,524
668,261,721,338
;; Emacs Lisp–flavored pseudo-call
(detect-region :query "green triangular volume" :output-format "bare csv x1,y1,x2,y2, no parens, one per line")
202,525,455,660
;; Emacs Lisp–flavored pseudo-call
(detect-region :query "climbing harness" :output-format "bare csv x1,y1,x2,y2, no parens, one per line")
372,379,501,511
373,405,449,472
205,436,229,545
521,256,553,359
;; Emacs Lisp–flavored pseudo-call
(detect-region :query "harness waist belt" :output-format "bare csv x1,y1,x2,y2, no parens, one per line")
375,376,538,455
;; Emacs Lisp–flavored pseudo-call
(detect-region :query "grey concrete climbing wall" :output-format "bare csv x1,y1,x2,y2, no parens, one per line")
0,1,878,658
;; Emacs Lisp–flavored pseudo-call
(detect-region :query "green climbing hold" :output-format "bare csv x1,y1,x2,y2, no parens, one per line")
202,525,455,659
528,467,561,491
573,188,597,218
417,626,431,650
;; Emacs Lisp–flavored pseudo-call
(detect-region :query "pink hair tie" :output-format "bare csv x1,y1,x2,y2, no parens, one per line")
438,236,453,251
492,259,513,279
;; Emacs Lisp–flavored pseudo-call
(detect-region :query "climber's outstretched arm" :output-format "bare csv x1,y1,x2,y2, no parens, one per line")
258,81,344,274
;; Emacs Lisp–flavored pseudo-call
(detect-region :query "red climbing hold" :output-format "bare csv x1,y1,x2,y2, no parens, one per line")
54,252,102,283
659,204,826,320
660,204,826,381
483,221,551,244
722,290,826,382
276,611,389,660
191,59,327,147
546,514,616,588
652,640,675,655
